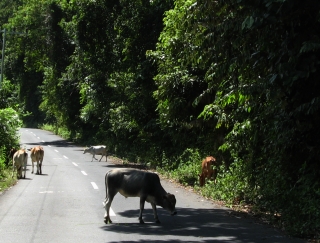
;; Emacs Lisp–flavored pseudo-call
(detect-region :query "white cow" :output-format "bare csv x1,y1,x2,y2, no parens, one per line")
12,149,28,179
83,145,107,162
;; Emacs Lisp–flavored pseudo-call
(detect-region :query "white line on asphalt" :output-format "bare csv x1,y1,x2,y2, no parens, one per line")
81,171,87,175
48,145,51,147
63,155,68,159
54,149,59,152
91,182,99,189
110,208,116,216
72,162,78,166
37,137,40,139
42,140,45,142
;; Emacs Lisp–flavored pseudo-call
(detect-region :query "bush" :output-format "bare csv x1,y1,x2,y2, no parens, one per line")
0,108,21,165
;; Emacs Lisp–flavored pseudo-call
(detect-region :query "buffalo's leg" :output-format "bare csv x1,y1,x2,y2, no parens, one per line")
103,190,116,224
151,202,160,223
139,197,146,224
36,161,40,174
39,161,42,175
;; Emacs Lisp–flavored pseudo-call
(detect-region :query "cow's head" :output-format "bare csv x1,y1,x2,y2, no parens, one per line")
83,147,89,154
206,156,216,164
163,193,177,215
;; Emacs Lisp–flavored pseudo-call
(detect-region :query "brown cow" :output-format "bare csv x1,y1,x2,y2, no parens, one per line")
30,146,44,175
12,149,28,179
199,156,217,187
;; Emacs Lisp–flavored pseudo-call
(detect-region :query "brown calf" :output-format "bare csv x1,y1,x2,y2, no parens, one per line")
199,156,217,187
30,146,44,174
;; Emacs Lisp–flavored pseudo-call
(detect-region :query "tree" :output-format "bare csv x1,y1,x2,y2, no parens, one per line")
151,0,320,236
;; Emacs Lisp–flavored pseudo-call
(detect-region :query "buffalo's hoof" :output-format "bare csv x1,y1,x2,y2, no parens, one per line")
104,217,112,224
139,219,145,224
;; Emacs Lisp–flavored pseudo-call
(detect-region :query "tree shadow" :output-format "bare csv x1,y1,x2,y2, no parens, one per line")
23,139,76,148
100,207,305,243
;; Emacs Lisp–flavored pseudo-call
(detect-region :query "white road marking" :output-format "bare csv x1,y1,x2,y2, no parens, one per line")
54,149,59,152
72,162,78,166
48,145,51,147
39,191,53,194
81,171,87,175
37,137,40,139
91,182,98,189
42,140,45,142
110,208,116,216
63,155,68,159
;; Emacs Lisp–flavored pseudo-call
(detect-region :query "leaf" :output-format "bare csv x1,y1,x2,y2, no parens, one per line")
299,41,320,54
242,16,254,30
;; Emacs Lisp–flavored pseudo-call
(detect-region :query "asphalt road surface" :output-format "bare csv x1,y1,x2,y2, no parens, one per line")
0,128,306,243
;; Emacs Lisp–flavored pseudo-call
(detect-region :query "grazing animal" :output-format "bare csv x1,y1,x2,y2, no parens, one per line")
199,156,217,187
12,149,28,179
83,145,107,162
30,146,44,175
103,168,177,224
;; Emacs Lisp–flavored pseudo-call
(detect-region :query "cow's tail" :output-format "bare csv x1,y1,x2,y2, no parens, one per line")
103,170,111,207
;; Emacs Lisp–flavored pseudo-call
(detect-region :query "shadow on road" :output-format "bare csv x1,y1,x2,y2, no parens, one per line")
100,207,305,243
23,139,76,148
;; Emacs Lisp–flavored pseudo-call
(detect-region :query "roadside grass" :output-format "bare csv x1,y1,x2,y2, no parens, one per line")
0,168,17,193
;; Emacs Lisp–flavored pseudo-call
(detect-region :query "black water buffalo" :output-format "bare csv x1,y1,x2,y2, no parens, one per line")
103,168,177,224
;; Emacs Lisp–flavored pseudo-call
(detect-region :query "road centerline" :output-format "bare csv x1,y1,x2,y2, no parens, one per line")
91,182,98,189
81,171,87,175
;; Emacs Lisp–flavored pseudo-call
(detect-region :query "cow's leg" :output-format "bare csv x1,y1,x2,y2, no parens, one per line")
212,168,217,183
139,197,146,224
36,161,40,174
23,162,26,179
12,164,15,178
31,161,34,174
18,166,22,179
23,167,26,179
99,154,103,162
151,202,160,223
91,154,98,162
103,190,116,224
39,157,43,174
39,161,42,175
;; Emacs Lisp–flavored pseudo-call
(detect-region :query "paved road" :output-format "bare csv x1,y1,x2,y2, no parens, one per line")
0,128,306,243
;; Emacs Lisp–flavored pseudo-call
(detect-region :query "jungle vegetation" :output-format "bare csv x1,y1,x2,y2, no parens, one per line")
0,0,319,238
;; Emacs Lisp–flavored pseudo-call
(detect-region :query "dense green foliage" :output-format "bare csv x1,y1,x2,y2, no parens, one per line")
0,106,21,170
1,0,319,238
